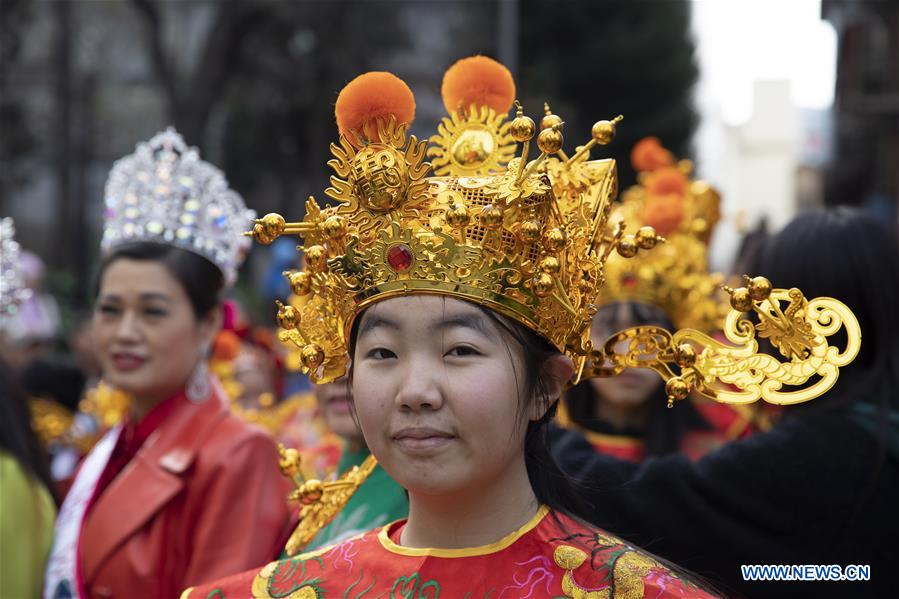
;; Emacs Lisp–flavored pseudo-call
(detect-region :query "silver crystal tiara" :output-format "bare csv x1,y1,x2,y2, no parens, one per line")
101,128,255,287
0,217,32,320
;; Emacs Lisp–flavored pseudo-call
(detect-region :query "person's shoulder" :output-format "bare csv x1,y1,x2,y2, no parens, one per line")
182,528,382,598
540,511,720,598
192,404,281,473
206,403,279,450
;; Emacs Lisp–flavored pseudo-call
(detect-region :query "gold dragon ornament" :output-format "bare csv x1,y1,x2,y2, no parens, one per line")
246,57,860,555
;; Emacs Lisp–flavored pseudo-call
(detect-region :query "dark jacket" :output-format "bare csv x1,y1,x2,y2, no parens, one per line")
550,406,899,598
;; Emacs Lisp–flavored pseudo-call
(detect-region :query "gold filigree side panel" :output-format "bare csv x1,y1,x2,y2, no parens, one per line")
586,276,862,406
278,444,378,556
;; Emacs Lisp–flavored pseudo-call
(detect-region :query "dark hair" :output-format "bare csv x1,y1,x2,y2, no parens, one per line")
564,301,710,456
20,357,87,413
750,208,899,531
0,359,56,501
749,207,899,411
94,241,224,317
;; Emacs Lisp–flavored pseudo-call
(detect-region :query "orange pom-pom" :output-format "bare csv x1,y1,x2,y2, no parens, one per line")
642,194,685,237
441,55,516,115
631,137,675,172
335,72,416,143
213,330,242,362
645,166,689,198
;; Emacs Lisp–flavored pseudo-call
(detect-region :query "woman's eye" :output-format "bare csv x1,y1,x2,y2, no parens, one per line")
367,348,396,360
446,345,479,357
143,307,168,318
97,305,119,316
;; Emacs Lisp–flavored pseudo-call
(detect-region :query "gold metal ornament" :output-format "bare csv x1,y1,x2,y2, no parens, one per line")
586,276,862,406
278,443,377,556
248,66,861,410
428,104,517,176
600,150,729,333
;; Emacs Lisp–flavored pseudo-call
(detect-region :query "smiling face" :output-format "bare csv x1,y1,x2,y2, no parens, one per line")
351,296,539,497
93,259,218,404
588,302,667,410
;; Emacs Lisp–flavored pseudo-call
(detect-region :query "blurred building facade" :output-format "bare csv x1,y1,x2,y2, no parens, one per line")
823,0,899,228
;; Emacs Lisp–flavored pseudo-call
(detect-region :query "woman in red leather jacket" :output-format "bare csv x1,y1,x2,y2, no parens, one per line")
43,129,291,599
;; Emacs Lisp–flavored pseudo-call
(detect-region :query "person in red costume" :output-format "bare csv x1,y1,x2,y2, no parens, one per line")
43,129,291,599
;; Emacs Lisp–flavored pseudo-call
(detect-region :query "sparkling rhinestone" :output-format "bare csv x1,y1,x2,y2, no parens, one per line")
176,227,191,240
146,221,163,234
180,214,196,225
386,244,414,272
184,199,201,212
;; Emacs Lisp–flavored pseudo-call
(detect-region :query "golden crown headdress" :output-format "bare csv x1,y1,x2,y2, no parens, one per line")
599,137,728,332
251,60,654,385
253,55,861,556
249,56,859,407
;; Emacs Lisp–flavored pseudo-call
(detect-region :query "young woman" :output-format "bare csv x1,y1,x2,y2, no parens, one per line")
182,66,717,598
43,130,290,599
560,136,756,462
563,301,717,460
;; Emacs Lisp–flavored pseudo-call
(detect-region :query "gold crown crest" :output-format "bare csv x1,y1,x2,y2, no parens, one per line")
600,138,728,331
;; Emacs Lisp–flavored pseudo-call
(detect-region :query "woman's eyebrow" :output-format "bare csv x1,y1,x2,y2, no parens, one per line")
431,314,491,336
358,314,401,337
138,292,173,303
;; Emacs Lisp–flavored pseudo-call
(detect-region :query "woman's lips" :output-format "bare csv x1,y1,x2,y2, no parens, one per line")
326,396,353,415
110,353,147,372
392,427,455,454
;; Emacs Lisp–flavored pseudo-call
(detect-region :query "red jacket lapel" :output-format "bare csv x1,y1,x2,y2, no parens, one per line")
80,392,230,583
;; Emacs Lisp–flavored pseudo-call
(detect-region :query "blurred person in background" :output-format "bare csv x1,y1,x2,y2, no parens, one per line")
0,359,57,598
43,129,290,599
21,356,91,492
1,216,58,596
209,317,343,478
0,251,62,370
562,302,729,461
301,376,408,552
553,207,899,598
560,138,755,461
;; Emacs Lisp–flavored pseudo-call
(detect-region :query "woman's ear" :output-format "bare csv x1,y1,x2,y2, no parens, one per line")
529,354,575,421
197,305,224,349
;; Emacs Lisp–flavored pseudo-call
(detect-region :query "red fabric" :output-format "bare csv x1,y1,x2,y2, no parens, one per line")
91,391,185,501
184,509,717,598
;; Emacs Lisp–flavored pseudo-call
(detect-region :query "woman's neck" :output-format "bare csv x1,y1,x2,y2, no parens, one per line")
131,394,165,422
399,456,540,549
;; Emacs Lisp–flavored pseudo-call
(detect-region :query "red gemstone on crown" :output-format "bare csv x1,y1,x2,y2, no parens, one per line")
387,244,413,272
